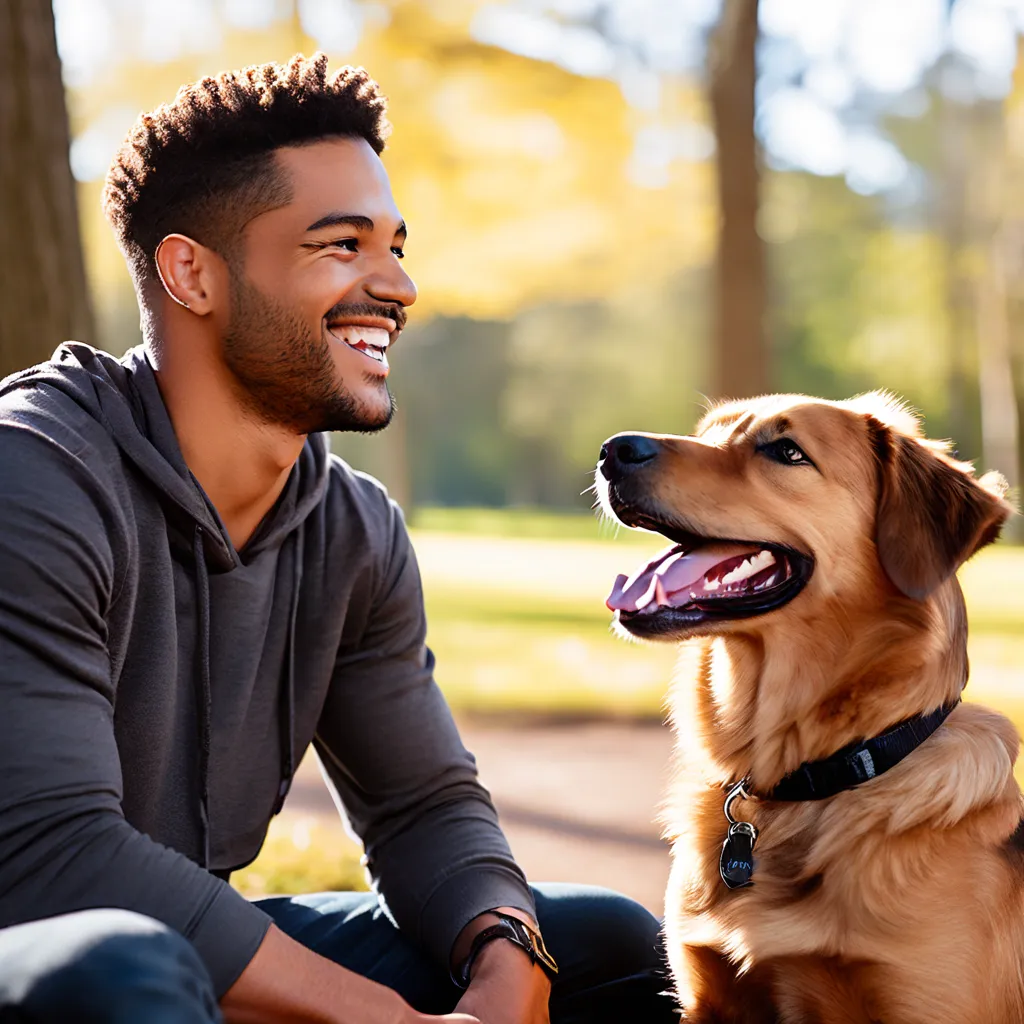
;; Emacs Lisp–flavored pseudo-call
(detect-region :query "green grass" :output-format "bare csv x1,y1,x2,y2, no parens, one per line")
409,510,1023,718
409,505,649,543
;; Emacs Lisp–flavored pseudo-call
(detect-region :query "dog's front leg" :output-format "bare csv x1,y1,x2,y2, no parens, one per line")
674,944,780,1024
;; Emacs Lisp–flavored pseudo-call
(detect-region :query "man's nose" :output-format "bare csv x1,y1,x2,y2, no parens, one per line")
598,434,662,482
366,261,417,311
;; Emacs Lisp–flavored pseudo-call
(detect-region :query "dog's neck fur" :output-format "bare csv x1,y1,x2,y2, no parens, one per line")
675,575,968,796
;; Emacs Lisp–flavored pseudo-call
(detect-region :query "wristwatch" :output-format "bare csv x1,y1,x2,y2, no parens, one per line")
451,911,559,989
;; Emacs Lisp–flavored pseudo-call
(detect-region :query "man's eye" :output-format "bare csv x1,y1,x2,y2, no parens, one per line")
759,438,812,466
328,238,358,252
391,246,405,259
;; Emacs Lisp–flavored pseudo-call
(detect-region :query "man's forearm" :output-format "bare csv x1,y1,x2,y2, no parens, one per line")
220,923,413,1024
452,908,552,1024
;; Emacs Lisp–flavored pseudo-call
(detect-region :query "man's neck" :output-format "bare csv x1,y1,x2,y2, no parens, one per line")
148,331,305,552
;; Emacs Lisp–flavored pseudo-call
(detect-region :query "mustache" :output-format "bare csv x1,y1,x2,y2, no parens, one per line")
324,300,408,332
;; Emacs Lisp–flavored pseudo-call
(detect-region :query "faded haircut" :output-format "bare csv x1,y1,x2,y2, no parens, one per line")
103,53,390,287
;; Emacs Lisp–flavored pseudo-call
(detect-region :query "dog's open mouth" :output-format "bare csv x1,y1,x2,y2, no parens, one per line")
606,515,813,638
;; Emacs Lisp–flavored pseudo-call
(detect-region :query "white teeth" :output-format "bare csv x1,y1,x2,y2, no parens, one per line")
328,325,391,367
330,325,391,350
720,550,775,586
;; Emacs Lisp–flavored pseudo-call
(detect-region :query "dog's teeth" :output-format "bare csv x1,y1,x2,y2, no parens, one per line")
720,560,749,586
721,550,775,586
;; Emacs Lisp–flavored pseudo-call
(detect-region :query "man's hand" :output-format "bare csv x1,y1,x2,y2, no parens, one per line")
453,939,551,1024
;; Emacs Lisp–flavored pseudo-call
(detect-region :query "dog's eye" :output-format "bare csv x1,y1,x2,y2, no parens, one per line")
759,438,812,466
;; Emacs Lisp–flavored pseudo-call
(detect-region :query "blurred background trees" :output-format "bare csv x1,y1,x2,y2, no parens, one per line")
8,0,1023,903
0,0,93,377
709,0,766,399
14,0,1024,525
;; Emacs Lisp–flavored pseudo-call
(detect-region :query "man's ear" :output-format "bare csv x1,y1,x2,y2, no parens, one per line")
154,234,222,315
870,418,1013,600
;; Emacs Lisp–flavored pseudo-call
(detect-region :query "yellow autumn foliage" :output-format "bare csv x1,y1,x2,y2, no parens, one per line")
69,0,714,325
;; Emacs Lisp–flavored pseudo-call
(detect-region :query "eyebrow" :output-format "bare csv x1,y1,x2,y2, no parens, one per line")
728,411,757,439
755,415,792,439
304,213,407,240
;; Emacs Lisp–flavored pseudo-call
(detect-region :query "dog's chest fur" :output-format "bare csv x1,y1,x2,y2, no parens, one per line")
663,710,1024,1024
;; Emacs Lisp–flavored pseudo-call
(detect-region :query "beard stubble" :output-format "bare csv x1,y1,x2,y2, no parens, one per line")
221,272,395,435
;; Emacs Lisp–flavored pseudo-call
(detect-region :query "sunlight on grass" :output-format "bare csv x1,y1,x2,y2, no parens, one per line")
232,815,367,899
411,512,1022,718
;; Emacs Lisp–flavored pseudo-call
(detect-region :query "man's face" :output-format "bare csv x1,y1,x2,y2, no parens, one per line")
221,136,416,435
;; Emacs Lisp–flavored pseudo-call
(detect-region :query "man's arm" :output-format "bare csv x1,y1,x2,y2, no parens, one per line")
0,429,470,1023
221,924,481,1024
314,482,545,1019
0,428,271,994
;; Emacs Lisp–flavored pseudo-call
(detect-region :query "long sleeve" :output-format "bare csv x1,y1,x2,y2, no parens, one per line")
314,498,535,966
0,428,270,997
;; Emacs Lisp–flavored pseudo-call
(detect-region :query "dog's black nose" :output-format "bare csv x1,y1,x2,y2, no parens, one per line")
599,434,661,480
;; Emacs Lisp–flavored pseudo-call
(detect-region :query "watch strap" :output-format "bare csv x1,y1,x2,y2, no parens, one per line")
451,913,559,989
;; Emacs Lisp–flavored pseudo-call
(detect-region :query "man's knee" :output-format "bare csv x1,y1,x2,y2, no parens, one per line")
532,883,665,979
0,909,220,1023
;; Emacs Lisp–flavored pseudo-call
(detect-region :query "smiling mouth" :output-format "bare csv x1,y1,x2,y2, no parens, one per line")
605,508,813,639
326,324,392,368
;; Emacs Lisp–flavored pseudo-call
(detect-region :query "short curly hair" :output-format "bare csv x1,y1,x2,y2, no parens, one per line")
103,53,391,286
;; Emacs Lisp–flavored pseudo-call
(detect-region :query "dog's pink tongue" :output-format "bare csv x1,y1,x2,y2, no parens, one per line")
606,543,759,613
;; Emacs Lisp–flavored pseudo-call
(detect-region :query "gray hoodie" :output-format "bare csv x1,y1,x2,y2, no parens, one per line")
0,343,533,996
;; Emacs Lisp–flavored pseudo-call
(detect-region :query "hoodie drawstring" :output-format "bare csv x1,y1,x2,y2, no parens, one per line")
192,526,213,867
272,528,303,816
193,523,303,865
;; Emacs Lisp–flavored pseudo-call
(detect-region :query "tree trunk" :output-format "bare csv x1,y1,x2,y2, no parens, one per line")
975,231,1019,494
0,0,93,378
708,0,767,400
937,88,974,458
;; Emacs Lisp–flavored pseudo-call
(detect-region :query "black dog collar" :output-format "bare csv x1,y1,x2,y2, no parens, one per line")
757,699,961,802
718,700,961,889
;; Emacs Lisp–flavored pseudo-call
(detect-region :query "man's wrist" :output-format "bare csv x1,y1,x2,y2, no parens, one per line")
468,933,552,987
450,906,539,971
452,907,557,990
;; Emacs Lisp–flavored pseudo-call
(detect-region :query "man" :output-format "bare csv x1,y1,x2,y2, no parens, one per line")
0,55,674,1023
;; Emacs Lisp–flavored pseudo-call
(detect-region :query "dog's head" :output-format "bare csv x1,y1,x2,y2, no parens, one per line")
597,392,1012,642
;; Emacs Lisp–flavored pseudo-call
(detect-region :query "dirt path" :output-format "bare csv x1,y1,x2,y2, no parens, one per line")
283,719,675,914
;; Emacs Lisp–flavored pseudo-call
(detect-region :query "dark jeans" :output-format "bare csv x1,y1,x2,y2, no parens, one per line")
0,884,678,1022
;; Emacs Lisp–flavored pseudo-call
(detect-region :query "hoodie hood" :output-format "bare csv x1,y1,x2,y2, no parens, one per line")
0,342,330,570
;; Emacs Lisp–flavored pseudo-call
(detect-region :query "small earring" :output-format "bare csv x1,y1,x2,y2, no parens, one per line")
154,240,193,311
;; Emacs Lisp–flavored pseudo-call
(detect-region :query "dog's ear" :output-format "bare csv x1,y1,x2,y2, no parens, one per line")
870,418,1013,599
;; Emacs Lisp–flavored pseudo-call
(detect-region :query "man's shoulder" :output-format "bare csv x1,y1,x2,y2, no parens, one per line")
326,452,395,507
321,451,410,561
0,350,123,466
0,353,136,546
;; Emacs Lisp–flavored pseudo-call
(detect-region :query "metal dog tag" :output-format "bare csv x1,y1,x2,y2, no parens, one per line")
720,821,757,889
720,779,758,889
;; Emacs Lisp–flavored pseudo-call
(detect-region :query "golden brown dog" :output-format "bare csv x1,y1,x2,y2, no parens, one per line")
596,392,1018,1024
